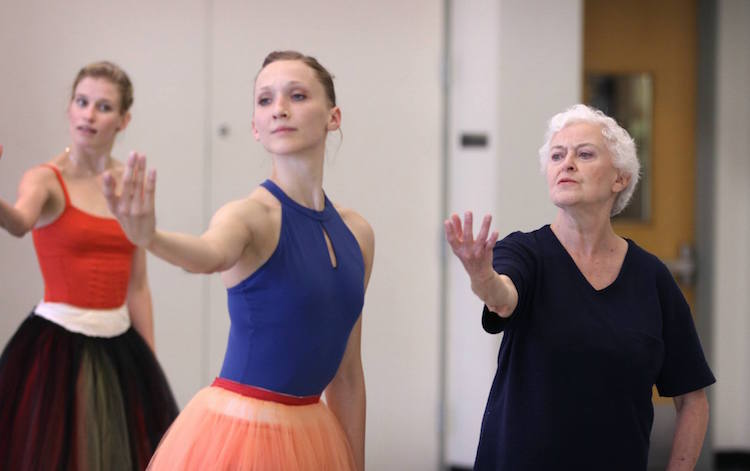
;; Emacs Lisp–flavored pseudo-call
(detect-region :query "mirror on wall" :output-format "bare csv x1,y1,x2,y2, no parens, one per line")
585,73,653,221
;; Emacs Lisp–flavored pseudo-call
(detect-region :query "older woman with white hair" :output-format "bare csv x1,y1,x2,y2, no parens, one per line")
445,104,714,470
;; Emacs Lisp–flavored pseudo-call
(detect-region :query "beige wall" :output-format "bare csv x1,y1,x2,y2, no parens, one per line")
712,0,750,451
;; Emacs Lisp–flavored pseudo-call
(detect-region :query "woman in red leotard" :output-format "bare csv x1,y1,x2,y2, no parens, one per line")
0,61,177,470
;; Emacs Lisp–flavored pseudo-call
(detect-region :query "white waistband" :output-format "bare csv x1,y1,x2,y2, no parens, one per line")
34,301,131,337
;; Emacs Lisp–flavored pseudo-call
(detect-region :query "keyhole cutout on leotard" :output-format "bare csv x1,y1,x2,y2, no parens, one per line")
321,225,338,269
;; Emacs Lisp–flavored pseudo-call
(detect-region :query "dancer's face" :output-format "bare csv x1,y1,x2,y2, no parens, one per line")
68,77,130,149
252,60,340,157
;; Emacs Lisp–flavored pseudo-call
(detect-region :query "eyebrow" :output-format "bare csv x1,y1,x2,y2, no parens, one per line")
550,142,597,150
256,81,308,92
74,93,114,101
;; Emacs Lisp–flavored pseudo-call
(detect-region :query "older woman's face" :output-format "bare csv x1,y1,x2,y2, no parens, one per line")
546,122,627,213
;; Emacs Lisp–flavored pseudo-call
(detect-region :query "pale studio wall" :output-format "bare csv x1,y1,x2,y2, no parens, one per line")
712,0,750,453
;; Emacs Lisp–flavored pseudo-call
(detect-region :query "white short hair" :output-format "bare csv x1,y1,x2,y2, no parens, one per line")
538,104,641,216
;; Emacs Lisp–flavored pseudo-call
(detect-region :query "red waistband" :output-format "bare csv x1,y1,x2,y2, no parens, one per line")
211,377,321,406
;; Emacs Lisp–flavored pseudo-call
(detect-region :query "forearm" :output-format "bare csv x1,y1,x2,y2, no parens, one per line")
326,373,366,470
147,230,227,274
667,392,709,470
471,271,516,317
0,197,31,237
128,287,155,351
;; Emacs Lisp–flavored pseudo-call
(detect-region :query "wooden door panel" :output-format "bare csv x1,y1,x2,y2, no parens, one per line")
584,0,698,400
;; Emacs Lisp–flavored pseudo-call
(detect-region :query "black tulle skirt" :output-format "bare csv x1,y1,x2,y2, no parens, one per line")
0,313,178,470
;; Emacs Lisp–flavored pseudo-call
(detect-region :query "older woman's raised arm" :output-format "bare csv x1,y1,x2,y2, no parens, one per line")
444,211,518,317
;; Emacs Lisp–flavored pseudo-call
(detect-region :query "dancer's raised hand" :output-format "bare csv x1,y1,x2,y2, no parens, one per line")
103,152,157,247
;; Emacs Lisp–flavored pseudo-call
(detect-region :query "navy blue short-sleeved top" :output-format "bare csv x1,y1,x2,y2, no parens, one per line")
475,225,715,470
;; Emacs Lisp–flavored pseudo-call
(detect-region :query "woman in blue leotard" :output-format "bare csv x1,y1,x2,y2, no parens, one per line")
104,51,374,470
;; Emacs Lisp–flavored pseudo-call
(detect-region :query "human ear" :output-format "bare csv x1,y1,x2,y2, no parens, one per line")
251,118,260,141
613,172,630,193
117,112,132,132
326,107,341,132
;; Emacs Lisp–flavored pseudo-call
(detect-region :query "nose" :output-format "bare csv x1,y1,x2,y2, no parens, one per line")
273,99,289,119
561,149,576,171
82,104,96,121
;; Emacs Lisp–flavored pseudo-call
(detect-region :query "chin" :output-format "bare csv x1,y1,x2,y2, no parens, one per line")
551,195,581,210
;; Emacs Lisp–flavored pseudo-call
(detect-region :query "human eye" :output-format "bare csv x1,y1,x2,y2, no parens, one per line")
550,151,563,162
97,102,114,112
578,149,595,159
291,92,307,102
257,96,271,106
75,97,88,107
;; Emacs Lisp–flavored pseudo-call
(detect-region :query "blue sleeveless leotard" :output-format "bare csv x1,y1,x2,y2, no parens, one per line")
219,180,365,397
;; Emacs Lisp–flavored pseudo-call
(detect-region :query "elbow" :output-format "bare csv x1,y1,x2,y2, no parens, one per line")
675,389,710,421
698,393,710,421
7,224,30,238
183,262,223,275
487,303,514,318
188,247,232,274
329,365,365,397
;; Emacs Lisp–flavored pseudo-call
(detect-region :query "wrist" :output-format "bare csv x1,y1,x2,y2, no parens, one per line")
470,269,497,301
145,230,160,251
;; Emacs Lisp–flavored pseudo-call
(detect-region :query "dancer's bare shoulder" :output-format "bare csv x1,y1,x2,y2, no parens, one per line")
214,185,282,285
336,204,375,277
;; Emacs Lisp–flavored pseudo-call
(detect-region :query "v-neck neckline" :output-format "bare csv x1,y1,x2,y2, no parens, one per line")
544,225,631,294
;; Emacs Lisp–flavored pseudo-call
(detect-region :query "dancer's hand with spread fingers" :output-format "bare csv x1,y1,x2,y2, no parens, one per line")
103,151,157,248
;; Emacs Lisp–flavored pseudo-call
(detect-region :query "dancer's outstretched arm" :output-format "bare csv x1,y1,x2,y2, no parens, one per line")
104,152,254,274
0,145,56,237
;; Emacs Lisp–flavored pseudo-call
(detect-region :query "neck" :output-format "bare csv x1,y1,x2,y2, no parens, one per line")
551,206,620,257
66,144,114,176
270,152,326,210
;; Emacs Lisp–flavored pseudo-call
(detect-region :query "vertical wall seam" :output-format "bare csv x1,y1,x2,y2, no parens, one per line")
695,0,716,466
438,0,452,469
200,0,214,385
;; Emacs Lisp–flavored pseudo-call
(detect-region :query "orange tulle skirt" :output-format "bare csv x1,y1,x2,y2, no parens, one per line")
147,378,355,470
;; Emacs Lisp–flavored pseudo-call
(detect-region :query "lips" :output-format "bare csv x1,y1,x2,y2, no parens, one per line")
272,126,296,134
76,125,97,135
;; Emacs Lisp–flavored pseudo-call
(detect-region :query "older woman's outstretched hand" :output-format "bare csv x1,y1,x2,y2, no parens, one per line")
444,211,499,284
103,152,157,248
